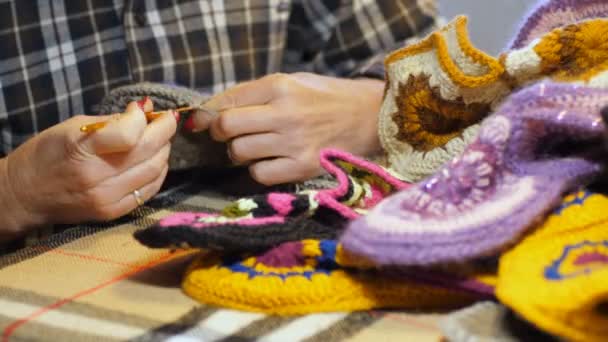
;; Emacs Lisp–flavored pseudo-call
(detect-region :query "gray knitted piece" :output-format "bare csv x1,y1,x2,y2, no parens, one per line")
96,82,229,170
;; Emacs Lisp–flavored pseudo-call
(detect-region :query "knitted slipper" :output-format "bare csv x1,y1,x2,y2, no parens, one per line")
380,15,608,182
96,82,229,170
182,239,495,315
342,82,608,266
496,191,608,342
510,0,608,49
134,149,409,252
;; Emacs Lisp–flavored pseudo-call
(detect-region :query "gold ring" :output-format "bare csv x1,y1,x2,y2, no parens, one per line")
133,189,144,206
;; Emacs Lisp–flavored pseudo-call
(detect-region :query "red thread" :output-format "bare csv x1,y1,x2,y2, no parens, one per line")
31,246,135,268
50,249,137,268
2,251,184,341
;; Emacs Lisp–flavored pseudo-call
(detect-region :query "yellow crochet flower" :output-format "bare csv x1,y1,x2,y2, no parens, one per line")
535,19,608,81
391,74,490,152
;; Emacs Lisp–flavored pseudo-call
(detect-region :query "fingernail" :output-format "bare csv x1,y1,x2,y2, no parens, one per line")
172,110,180,123
184,115,196,131
136,96,149,111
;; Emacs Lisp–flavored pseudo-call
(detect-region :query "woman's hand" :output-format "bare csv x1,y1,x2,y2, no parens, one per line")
187,72,385,185
0,98,177,238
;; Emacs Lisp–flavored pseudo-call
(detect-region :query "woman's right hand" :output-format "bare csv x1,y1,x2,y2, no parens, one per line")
0,98,178,239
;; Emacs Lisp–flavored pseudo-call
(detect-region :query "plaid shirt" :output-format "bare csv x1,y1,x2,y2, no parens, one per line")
0,0,436,157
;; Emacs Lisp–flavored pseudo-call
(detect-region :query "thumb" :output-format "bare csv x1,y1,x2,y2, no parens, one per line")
80,98,151,155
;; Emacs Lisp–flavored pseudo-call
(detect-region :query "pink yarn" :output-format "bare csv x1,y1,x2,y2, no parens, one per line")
267,193,296,216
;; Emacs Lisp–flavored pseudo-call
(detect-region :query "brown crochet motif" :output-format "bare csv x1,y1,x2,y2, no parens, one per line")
391,74,490,152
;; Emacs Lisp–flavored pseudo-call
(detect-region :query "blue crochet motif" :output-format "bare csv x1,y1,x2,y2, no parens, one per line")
553,191,593,215
544,240,608,280
222,240,339,281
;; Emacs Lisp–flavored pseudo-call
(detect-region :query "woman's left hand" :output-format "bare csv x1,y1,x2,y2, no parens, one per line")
187,72,385,185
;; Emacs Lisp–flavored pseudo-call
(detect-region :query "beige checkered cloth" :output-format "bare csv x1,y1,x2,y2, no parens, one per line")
0,172,451,341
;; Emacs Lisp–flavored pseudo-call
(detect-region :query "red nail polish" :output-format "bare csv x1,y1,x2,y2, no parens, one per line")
136,96,149,111
172,110,180,122
184,115,195,131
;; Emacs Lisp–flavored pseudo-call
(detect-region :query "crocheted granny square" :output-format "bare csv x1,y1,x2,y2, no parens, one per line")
496,191,608,342
342,82,608,266
182,239,495,315
379,16,508,182
380,10,608,182
135,149,408,252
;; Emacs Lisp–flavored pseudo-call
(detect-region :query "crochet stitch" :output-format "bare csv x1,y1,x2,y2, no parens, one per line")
496,191,608,342
510,0,608,49
135,149,409,252
182,239,494,315
380,14,608,182
342,82,608,266
379,16,509,182
96,82,229,170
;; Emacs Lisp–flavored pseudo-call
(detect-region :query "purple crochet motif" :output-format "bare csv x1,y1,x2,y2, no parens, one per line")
341,82,608,266
510,0,608,49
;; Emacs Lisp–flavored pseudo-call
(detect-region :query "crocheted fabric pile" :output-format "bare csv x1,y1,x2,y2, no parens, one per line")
135,149,410,252
133,0,608,339
379,2,608,182
344,82,608,266
182,239,495,315
345,0,608,265
136,148,497,315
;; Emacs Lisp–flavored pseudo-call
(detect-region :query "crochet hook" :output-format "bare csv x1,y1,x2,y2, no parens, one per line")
79,106,195,133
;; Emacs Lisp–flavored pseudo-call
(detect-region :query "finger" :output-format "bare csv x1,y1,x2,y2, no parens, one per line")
249,157,317,186
188,73,291,133
205,74,290,110
128,107,178,160
228,133,286,164
97,143,171,203
95,164,169,221
99,109,178,173
81,99,151,155
209,105,278,142
187,108,215,132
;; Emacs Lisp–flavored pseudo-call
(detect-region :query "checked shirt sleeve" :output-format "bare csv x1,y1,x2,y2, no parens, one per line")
285,0,438,80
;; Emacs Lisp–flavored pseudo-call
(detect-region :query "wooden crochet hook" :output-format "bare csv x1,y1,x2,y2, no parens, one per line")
79,106,196,133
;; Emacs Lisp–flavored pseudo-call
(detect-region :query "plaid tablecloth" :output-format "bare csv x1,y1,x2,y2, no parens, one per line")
0,169,450,341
